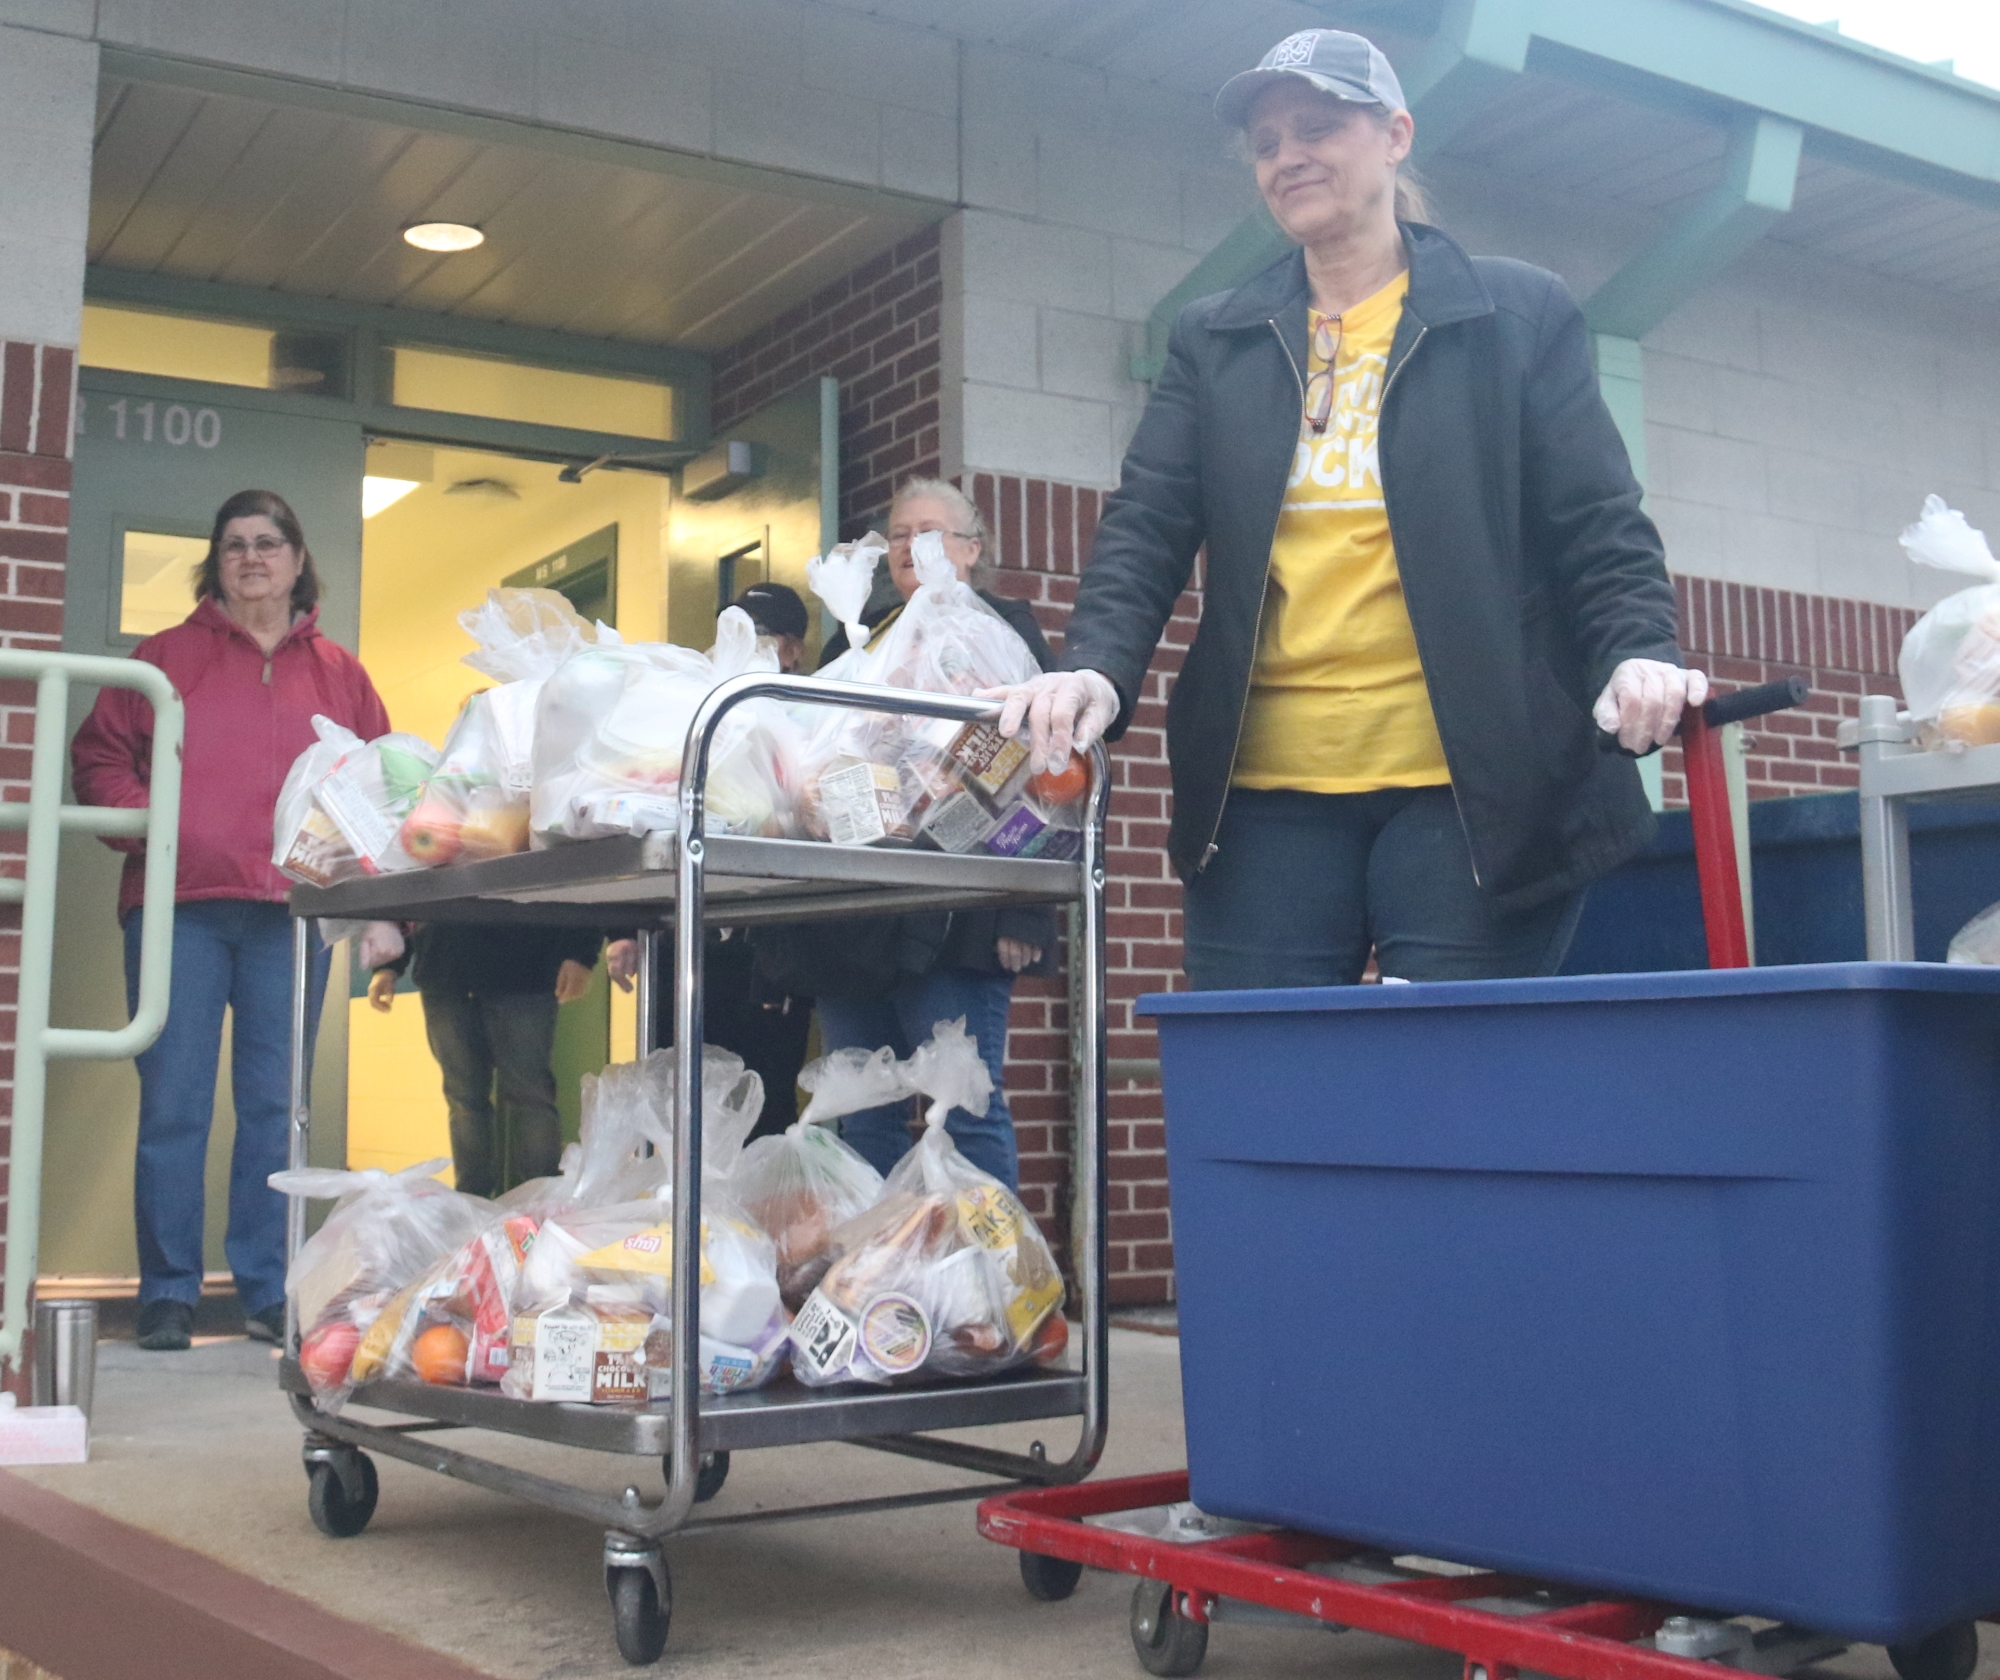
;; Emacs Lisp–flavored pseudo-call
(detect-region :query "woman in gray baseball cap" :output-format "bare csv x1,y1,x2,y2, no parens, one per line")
992,27,1708,988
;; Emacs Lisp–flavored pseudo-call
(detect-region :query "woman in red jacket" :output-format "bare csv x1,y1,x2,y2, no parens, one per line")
73,489,399,1352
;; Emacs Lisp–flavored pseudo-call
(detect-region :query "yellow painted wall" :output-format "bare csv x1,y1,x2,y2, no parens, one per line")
350,443,664,1175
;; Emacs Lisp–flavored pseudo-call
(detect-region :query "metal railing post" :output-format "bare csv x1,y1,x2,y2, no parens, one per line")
0,650,182,1375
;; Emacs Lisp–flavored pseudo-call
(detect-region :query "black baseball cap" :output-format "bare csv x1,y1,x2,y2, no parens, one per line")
735,581,808,640
1214,28,1406,128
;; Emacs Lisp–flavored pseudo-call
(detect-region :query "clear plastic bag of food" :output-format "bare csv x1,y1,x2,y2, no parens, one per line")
732,1057,890,1309
273,717,439,885
786,1020,1065,1386
799,538,1040,845
1949,900,2000,965
268,1158,495,1404
1899,496,2000,747
350,1213,539,1389
403,590,603,865
530,608,799,843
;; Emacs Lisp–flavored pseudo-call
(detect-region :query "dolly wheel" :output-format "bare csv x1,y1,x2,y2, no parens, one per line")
660,1450,730,1504
306,1452,378,1539
609,1563,671,1665
1131,1578,1208,1678
1889,1622,1979,1680
1020,1549,1084,1601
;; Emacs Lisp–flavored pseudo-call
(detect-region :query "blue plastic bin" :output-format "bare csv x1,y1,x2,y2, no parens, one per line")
1140,964,2000,1643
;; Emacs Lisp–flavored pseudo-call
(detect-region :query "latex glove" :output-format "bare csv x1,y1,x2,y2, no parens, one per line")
605,939,639,993
996,938,1042,974
366,969,396,1014
1592,659,1710,753
554,959,595,1005
984,669,1121,775
355,921,404,971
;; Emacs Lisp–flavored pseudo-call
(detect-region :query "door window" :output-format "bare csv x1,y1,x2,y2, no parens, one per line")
118,528,207,637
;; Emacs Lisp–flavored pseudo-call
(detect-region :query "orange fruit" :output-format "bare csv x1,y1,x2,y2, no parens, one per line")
412,1321,470,1386
1028,757,1089,806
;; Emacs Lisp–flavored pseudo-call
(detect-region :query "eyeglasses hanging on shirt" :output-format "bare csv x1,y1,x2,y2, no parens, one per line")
1303,314,1342,436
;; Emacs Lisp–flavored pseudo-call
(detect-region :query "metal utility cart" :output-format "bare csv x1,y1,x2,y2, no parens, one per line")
1842,692,2000,959
279,675,1110,1665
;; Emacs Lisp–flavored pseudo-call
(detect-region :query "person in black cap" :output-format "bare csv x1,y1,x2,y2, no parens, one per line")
734,581,809,673
603,580,816,1136
990,26,1708,990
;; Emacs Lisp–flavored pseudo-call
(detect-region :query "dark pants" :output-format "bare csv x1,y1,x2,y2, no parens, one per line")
123,900,329,1312
815,967,1020,1189
1182,786,1584,990
653,932,812,1141
419,989,564,1199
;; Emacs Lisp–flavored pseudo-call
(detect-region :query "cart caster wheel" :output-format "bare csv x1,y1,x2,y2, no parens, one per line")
306,1452,378,1539
1020,1549,1084,1601
1132,1578,1208,1677
1889,1622,1979,1680
661,1450,730,1504
608,1560,672,1665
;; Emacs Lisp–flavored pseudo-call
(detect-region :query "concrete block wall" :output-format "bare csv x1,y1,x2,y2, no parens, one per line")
0,19,91,1394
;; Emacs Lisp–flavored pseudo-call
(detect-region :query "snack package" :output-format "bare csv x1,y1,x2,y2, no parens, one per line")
274,717,440,886
530,608,800,843
786,1021,1065,1387
401,589,602,867
268,1159,495,1404
1899,496,2000,747
800,538,1041,845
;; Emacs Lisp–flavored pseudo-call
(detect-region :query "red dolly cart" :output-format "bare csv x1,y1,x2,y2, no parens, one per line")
978,679,1991,1680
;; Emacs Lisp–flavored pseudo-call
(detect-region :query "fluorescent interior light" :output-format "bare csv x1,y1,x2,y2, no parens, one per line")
362,476,421,518
403,222,485,253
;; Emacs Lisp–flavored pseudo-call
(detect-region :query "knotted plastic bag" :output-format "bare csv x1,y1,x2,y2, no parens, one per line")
1899,496,2000,745
732,1048,895,1309
273,717,439,886
267,1158,494,1404
805,532,887,664
785,1020,1065,1386
401,589,601,865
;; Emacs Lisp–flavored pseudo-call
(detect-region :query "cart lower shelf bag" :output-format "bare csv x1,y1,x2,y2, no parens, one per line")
1141,963,2000,1646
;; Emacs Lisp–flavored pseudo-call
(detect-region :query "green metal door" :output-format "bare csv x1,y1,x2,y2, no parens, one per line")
45,373,364,1284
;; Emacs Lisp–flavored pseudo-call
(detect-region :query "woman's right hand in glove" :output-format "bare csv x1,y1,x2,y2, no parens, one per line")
983,669,1120,774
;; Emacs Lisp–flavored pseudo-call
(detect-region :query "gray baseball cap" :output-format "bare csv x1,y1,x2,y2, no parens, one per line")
1215,28,1406,128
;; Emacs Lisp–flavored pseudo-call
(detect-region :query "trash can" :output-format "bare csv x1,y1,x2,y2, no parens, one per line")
1141,964,2000,1643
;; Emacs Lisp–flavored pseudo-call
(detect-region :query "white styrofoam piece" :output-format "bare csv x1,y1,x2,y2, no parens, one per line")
0,1404,88,1464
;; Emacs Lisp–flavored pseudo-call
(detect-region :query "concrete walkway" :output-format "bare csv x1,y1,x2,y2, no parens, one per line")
5,1332,1980,1680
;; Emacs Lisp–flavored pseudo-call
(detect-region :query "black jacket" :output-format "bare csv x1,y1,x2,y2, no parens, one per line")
1059,224,1685,909
393,924,603,999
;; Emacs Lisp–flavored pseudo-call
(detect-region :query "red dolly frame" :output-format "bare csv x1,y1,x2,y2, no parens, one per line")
974,679,1992,1680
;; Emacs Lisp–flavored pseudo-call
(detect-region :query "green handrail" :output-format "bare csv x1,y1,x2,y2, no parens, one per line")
0,650,182,1374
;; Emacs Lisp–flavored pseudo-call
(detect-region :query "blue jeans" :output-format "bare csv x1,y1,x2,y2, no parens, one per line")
815,968,1020,1189
420,988,564,1199
123,900,329,1311
1182,787,1584,990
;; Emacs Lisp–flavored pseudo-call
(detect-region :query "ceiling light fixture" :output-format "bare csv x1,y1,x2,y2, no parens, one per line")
403,221,485,253
362,476,421,518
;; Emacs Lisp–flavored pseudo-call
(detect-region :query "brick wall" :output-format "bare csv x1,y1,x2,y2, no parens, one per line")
1658,575,1913,807
709,226,942,540
0,340,74,1395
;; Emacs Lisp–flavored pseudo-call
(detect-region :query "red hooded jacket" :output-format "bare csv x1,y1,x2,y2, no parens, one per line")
71,597,390,921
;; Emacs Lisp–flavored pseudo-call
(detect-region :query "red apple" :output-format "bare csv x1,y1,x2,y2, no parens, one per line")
300,1319,362,1392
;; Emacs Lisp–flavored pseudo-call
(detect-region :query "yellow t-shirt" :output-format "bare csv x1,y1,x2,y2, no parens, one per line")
1232,270,1450,793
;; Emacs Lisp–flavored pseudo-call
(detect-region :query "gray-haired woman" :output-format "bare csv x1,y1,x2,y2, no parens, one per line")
993,27,1707,990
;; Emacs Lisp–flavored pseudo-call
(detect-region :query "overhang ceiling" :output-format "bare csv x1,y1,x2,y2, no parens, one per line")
89,74,940,353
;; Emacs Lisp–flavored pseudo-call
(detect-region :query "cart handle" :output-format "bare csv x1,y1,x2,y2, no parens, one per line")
1695,675,1809,732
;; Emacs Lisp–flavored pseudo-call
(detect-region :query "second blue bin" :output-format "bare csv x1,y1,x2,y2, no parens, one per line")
1142,964,2000,1643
